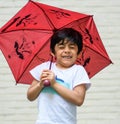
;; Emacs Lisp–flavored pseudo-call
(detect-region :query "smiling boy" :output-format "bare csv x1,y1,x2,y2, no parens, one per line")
27,28,91,124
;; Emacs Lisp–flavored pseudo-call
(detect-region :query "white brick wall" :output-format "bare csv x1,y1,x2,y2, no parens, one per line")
0,0,120,124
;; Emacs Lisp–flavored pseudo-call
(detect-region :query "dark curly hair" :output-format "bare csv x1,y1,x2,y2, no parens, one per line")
50,28,83,54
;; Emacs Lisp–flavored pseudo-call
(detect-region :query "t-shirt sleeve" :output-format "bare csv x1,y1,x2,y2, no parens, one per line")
73,66,91,90
30,65,42,81
29,62,50,81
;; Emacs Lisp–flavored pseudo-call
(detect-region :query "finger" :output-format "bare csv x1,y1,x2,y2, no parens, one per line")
42,69,50,73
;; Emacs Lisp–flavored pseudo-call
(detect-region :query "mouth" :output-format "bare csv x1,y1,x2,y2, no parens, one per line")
62,56,72,59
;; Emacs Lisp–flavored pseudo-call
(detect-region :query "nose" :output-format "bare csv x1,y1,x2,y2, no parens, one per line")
64,46,70,53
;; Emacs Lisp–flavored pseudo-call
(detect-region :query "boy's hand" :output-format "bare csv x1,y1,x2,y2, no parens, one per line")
40,70,56,86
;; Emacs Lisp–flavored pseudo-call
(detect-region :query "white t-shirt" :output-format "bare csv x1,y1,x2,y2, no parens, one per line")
30,61,91,124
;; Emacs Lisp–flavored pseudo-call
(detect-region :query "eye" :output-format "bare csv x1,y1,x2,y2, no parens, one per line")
69,45,75,49
58,45,65,49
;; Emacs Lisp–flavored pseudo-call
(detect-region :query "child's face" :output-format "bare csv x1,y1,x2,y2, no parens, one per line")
52,39,79,69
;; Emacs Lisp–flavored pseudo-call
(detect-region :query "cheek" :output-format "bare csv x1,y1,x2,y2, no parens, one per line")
73,52,79,59
55,51,61,57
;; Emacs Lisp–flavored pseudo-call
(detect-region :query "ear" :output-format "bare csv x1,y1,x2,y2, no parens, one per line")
50,51,55,57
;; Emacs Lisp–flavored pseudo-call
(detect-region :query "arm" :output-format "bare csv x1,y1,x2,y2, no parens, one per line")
27,69,50,101
51,82,86,106
27,69,53,101
41,70,86,106
27,79,44,101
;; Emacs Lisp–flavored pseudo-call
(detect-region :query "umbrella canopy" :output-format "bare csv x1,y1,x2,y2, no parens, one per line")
0,0,112,84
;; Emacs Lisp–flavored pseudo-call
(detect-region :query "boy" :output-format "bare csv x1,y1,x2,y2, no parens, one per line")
27,28,91,124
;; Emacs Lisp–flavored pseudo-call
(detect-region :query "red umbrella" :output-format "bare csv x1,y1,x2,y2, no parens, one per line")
0,0,112,85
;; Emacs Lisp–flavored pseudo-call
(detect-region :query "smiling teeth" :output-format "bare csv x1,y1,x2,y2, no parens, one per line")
63,56,71,58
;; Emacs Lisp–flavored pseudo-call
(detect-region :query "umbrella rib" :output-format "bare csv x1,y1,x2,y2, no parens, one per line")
17,37,52,84
0,29,53,34
85,45,112,63
30,0,56,31
62,15,92,29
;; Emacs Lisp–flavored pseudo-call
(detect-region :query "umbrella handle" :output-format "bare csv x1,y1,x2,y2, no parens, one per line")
49,55,53,70
43,80,51,87
43,56,53,87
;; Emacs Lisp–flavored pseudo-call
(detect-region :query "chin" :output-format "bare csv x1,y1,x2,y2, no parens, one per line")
62,63,74,68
